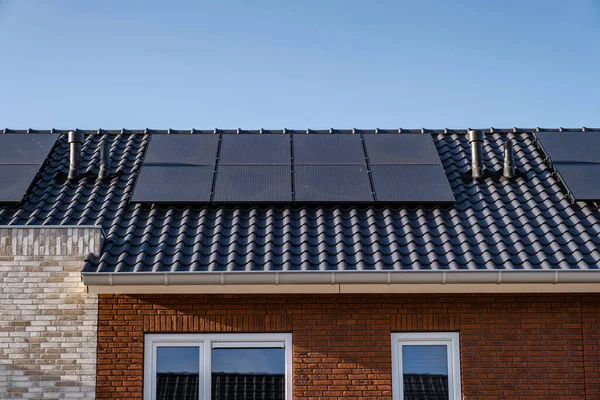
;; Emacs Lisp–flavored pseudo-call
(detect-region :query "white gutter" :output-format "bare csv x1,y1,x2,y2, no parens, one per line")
82,270,600,294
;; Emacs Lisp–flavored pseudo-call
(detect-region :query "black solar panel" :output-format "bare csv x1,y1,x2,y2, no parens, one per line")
134,133,454,204
364,134,441,165
536,132,600,201
213,166,292,203
294,165,373,202
0,134,58,165
371,165,455,203
219,135,291,165
0,165,41,203
293,135,366,165
536,132,600,163
144,134,219,166
131,165,214,203
553,164,600,201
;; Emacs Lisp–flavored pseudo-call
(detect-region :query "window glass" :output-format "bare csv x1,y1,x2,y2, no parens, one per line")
402,345,448,400
145,334,291,400
402,345,448,374
156,347,200,400
211,348,285,400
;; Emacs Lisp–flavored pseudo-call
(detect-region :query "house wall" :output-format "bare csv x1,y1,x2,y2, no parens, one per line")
96,293,599,400
0,227,100,399
583,294,600,398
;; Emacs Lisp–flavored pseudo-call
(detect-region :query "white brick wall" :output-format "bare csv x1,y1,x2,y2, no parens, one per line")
0,227,101,399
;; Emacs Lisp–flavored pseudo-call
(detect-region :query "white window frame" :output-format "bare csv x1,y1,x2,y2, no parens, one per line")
144,333,292,400
391,332,461,400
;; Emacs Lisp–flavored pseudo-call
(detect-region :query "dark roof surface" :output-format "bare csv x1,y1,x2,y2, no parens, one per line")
212,372,285,400
155,372,285,400
157,373,199,400
0,129,599,273
403,373,448,400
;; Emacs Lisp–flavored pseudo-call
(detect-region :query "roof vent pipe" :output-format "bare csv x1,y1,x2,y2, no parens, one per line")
98,140,110,180
467,129,485,180
68,130,84,180
503,140,515,179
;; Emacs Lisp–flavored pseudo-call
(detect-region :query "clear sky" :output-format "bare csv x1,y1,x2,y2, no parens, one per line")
0,0,598,130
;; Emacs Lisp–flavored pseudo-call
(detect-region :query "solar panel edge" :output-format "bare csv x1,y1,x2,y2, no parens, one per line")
361,133,377,202
209,135,223,202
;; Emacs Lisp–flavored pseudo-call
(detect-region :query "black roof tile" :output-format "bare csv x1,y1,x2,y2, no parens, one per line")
0,130,598,273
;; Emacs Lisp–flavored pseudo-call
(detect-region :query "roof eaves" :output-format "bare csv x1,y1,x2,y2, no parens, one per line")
81,270,600,294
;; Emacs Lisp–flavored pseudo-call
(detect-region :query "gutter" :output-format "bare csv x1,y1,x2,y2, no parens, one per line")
81,270,600,294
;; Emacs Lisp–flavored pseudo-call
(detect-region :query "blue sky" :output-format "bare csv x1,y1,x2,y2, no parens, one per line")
156,347,284,374
402,345,448,375
0,0,598,129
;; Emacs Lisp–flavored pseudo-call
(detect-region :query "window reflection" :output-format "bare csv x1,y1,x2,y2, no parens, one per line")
211,348,285,400
156,346,199,400
402,345,448,400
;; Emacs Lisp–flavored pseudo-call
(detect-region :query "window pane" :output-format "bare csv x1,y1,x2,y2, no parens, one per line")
156,346,199,400
211,348,285,400
402,345,448,400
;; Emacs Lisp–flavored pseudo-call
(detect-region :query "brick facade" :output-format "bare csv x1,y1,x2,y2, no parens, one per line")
97,293,599,400
583,294,600,399
0,227,100,399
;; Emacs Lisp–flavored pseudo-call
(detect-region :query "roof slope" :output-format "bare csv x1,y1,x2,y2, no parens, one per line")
0,129,599,273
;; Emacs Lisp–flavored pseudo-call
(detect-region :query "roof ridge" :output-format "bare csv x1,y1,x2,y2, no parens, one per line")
1,127,597,135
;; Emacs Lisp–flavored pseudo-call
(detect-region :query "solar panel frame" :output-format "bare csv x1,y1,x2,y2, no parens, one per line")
143,134,220,166
363,134,442,165
370,165,455,203
0,134,58,165
219,134,291,165
213,165,292,203
536,132,600,164
0,165,41,203
131,165,214,203
553,164,600,201
294,165,373,203
293,134,367,165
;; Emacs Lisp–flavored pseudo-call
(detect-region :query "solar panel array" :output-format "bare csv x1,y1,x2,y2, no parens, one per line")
132,134,455,204
536,132,600,201
0,134,58,203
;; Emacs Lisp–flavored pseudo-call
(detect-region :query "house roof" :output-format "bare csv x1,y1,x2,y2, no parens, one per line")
0,129,599,289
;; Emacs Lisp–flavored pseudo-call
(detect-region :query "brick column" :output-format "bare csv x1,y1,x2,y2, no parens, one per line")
0,227,101,399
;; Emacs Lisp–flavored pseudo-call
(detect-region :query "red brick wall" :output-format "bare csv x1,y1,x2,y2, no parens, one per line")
97,294,599,399
583,294,600,398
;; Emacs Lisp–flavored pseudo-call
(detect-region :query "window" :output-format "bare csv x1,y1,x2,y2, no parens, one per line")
144,333,292,400
391,332,461,400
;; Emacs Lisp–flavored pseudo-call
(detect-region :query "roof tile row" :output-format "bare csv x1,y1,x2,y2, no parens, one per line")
0,130,598,273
